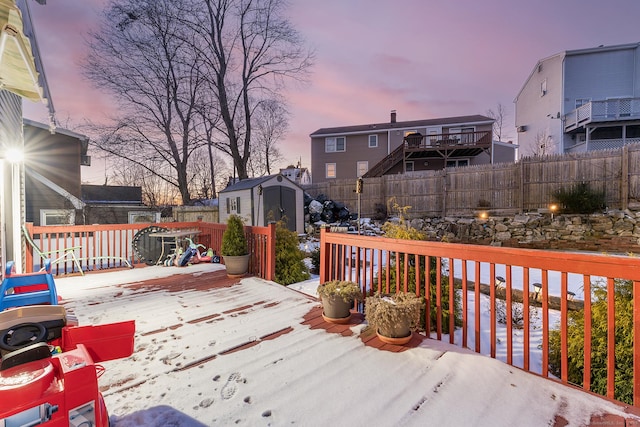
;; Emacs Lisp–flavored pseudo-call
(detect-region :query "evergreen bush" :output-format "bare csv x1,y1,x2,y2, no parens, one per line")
548,279,633,404
274,221,310,285
552,182,605,214
221,215,248,256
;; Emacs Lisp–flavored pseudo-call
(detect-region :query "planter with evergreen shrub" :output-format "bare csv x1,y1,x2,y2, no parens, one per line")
221,215,250,277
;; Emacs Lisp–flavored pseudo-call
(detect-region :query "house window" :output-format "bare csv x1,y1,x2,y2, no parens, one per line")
405,161,414,172
128,211,160,223
368,135,378,148
40,209,75,226
326,163,336,178
226,197,241,214
575,98,590,109
356,161,368,177
446,159,469,168
540,79,547,96
325,136,346,152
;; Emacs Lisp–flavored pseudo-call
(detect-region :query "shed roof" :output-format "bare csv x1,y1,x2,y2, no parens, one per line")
219,174,301,193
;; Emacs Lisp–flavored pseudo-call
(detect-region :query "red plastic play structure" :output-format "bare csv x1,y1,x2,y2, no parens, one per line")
0,261,135,426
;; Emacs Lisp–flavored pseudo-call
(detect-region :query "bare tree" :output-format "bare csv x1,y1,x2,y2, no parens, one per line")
486,103,511,141
180,0,314,179
83,0,216,205
248,99,287,176
530,130,556,156
108,157,181,207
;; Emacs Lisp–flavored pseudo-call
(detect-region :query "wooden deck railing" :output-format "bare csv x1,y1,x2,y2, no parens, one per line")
24,221,276,281
319,227,640,407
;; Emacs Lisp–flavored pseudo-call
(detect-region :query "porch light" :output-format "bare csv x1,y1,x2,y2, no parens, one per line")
4,147,23,163
532,283,543,301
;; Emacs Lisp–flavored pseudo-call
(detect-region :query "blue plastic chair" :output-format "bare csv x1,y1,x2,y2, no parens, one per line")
0,260,58,311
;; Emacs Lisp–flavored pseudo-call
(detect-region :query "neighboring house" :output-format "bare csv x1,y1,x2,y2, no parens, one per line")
219,174,304,233
310,111,515,183
23,119,89,226
81,184,159,224
279,165,312,186
0,0,50,271
515,42,640,156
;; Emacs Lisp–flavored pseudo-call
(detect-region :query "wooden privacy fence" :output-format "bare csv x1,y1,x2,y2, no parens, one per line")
319,227,640,407
24,221,276,281
305,144,640,218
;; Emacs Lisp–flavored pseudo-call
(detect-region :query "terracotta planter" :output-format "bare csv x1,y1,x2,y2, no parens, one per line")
376,318,412,344
321,295,353,324
223,254,250,277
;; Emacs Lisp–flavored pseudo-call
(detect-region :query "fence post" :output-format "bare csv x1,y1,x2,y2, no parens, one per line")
622,145,629,210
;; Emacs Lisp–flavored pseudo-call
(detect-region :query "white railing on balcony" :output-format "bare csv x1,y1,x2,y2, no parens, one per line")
565,137,640,153
564,98,640,131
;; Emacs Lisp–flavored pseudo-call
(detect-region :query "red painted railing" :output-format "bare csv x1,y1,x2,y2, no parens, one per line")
24,221,276,281
319,227,640,407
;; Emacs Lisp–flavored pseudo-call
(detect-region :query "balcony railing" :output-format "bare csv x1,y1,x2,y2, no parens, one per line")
319,227,640,407
24,221,276,280
404,130,492,150
564,98,640,132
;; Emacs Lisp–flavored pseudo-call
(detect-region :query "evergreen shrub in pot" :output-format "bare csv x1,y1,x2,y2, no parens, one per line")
317,280,363,324
221,215,250,277
365,292,421,345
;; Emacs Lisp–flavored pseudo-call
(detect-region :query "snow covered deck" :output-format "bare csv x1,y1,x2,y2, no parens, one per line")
55,264,640,427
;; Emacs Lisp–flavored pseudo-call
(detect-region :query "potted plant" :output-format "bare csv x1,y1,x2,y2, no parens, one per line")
364,292,421,345
221,215,250,277
317,280,363,324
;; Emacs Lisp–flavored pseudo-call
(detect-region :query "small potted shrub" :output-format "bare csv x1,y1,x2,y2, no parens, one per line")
317,280,363,324
365,292,421,345
221,215,250,277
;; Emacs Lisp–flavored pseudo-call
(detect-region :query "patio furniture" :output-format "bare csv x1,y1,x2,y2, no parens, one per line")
148,229,202,266
0,260,58,311
23,224,83,275
132,226,169,265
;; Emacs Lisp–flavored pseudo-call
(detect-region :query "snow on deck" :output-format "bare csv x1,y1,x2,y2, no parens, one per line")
54,264,640,427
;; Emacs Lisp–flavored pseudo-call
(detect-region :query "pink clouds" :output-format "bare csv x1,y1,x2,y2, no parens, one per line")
21,0,640,182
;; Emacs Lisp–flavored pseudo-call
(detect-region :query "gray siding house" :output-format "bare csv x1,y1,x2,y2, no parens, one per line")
515,42,640,156
311,111,515,183
219,174,304,233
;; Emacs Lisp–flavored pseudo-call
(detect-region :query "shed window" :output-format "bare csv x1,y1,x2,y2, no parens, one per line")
226,196,241,214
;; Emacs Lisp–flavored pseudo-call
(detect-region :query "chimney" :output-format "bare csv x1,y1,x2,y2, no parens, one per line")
390,110,397,123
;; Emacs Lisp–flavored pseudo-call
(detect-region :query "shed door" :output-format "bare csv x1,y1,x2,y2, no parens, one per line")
263,186,296,232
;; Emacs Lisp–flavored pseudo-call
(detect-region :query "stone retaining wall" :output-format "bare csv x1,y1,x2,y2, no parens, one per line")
407,210,640,253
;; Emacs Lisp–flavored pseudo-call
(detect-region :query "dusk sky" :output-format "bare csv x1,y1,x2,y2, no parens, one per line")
22,0,640,184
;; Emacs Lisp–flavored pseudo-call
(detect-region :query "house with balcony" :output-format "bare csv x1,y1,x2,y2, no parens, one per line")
310,111,516,183
515,42,640,156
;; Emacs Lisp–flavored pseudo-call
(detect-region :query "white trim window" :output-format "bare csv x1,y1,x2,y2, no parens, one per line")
356,161,368,177
40,209,75,226
325,136,346,152
405,161,414,172
446,159,469,168
128,211,160,224
368,135,378,148
326,163,337,178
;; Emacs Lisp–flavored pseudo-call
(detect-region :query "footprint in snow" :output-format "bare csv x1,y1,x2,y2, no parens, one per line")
221,372,245,400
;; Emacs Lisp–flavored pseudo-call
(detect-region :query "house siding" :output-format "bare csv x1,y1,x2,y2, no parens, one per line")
23,124,83,225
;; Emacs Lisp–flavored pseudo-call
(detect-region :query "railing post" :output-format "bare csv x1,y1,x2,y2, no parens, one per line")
319,225,330,284
266,222,276,281
24,222,34,273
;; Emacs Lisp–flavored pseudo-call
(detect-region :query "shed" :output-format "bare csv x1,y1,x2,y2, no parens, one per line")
219,174,304,233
